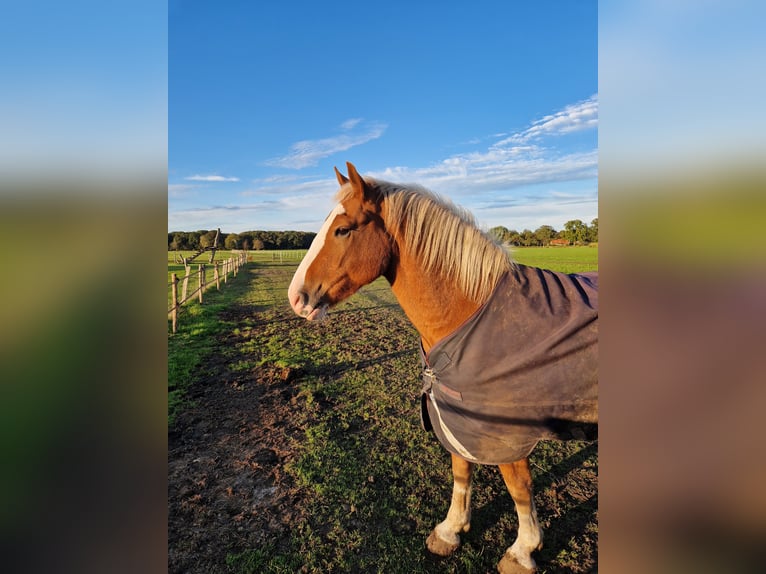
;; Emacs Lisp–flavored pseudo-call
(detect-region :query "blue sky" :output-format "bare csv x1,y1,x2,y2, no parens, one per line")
169,1,597,233
1,1,167,177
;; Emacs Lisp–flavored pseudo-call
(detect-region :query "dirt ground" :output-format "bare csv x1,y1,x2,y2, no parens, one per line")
168,359,305,574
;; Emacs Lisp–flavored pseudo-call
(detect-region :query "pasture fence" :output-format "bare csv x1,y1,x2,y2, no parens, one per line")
168,252,248,333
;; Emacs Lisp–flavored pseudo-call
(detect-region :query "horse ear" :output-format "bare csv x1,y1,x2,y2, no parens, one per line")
334,166,349,186
346,162,370,198
346,162,362,187
345,162,379,208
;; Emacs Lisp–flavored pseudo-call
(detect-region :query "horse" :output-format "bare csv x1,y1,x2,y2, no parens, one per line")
288,162,598,573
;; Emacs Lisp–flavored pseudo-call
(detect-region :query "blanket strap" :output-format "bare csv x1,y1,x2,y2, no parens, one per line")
422,367,463,401
421,367,477,461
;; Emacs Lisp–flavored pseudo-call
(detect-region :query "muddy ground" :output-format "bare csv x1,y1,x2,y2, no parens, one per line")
168,357,305,573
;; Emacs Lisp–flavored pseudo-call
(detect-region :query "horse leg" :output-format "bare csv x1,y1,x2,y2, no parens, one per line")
497,458,543,574
426,453,474,556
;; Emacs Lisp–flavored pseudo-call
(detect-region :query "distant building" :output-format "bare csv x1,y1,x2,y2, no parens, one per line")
550,238,570,246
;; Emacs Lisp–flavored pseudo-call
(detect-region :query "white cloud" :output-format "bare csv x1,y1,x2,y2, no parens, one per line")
168,189,339,233
496,94,598,146
362,95,597,196
369,148,597,196
241,176,333,198
168,183,199,197
265,119,387,169
354,96,598,229
170,97,598,232
340,118,363,130
168,183,195,191
184,174,240,182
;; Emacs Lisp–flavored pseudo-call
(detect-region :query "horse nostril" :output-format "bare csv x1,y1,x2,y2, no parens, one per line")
300,290,309,306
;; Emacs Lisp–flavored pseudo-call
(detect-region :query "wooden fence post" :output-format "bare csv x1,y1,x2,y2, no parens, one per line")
171,273,179,333
168,253,252,333
181,265,190,302
198,264,204,303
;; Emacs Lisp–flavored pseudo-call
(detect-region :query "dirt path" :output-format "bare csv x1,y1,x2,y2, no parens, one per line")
168,346,305,573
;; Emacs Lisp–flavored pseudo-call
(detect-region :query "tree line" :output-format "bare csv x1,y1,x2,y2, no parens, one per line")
489,218,598,247
168,230,317,251
168,218,597,252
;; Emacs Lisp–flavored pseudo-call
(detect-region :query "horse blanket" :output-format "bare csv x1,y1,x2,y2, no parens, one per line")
420,264,598,464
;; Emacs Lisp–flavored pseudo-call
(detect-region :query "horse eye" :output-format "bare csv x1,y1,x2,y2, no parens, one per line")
335,227,351,238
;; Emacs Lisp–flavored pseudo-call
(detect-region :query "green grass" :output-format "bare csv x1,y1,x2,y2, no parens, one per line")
167,249,306,268
508,245,598,274
167,251,248,309
167,250,306,309
169,248,598,572
167,261,255,425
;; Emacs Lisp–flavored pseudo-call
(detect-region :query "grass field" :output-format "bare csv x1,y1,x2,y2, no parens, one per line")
167,250,307,311
168,247,598,574
508,245,598,274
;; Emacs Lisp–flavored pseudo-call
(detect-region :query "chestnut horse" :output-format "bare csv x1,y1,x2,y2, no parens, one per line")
288,163,598,573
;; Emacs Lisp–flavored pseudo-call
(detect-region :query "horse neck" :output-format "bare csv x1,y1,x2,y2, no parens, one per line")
385,248,481,354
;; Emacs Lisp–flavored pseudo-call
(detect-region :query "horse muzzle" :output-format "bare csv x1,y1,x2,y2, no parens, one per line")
301,304,329,321
288,285,329,321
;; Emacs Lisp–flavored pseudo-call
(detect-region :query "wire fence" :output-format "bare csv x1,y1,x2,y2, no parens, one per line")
167,249,402,335
168,252,248,333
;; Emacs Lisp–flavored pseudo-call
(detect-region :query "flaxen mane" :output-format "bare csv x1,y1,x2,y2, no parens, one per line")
337,178,513,304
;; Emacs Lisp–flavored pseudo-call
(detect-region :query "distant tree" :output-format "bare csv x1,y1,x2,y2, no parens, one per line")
224,233,239,250
534,225,556,246
588,218,598,243
277,231,297,249
264,231,278,249
252,231,275,250
297,231,316,248
284,231,306,249
238,233,253,249
520,229,538,247
171,219,593,252
207,230,220,247
489,226,510,243
563,219,588,245
169,232,184,250
187,232,201,250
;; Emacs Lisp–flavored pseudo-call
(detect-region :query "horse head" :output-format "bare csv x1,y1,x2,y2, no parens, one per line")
288,162,393,320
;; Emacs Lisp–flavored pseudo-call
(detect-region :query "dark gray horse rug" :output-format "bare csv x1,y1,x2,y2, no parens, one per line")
420,264,598,464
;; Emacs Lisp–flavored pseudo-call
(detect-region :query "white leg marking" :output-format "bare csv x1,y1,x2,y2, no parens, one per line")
507,497,542,571
434,478,472,545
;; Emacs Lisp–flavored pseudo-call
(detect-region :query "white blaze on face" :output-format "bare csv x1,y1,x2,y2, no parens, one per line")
288,203,346,319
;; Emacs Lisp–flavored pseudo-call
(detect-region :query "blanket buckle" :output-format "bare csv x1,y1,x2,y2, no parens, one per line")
422,367,437,394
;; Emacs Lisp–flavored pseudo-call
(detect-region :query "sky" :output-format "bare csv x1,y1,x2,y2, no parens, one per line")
169,1,597,234
1,1,167,178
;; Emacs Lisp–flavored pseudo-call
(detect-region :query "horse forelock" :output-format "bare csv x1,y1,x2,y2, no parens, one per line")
336,176,512,304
